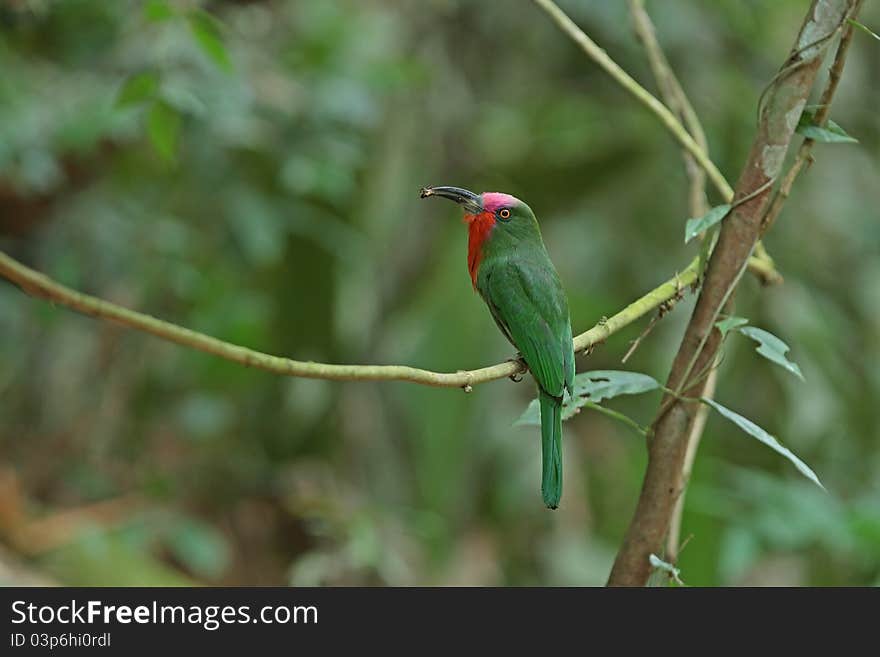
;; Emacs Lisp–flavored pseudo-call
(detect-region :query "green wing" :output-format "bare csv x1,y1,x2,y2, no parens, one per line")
482,258,574,398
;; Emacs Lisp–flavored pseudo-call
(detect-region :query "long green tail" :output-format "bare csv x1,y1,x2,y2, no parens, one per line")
539,389,563,509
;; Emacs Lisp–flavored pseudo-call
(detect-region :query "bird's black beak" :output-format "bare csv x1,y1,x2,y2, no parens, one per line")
420,185,483,214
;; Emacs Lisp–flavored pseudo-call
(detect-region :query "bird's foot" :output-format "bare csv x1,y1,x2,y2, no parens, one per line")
506,354,527,382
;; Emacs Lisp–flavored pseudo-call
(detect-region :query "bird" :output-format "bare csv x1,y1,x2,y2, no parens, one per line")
420,185,574,509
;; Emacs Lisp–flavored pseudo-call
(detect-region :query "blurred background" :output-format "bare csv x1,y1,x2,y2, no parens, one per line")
1,0,878,586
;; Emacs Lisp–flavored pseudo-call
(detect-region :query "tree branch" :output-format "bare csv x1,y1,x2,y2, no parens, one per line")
0,250,700,389
761,0,863,236
607,0,857,587
531,0,780,283
673,17,864,561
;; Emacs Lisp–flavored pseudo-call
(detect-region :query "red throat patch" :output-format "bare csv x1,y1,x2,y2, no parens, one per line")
465,211,496,288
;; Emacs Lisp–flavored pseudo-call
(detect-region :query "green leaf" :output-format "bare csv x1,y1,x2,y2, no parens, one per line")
796,110,858,144
188,10,232,72
144,0,176,22
701,398,824,490
737,326,804,381
715,316,749,336
684,204,731,244
515,400,540,427
516,370,660,426
570,369,661,402
798,121,858,143
115,71,160,108
147,100,181,162
718,320,805,380
848,18,880,42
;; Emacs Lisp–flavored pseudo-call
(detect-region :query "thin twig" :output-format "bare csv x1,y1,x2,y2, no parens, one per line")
621,313,659,364
627,0,708,217
620,281,684,365
0,250,701,389
627,0,718,564
666,368,717,562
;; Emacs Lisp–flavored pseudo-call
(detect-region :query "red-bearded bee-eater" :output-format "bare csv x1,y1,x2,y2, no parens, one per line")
420,185,574,509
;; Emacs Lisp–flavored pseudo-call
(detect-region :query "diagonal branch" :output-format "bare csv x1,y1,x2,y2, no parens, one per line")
0,250,700,389
607,0,858,587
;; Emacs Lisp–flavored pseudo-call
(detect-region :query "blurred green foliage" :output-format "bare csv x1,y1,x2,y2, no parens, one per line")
0,0,878,586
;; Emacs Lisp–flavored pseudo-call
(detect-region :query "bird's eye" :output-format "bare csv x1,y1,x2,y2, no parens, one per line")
498,208,511,220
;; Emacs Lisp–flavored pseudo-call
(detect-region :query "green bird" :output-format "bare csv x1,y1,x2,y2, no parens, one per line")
421,185,574,509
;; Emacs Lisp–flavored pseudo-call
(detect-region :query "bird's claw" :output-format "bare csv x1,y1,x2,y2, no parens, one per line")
507,355,526,382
